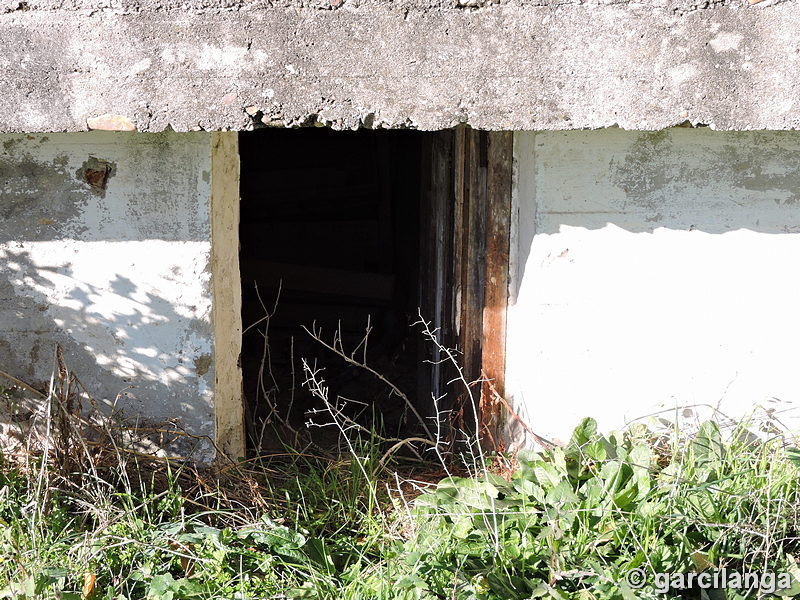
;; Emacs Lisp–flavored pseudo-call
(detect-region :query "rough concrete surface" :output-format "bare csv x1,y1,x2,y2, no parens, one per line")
0,132,216,459
0,0,798,132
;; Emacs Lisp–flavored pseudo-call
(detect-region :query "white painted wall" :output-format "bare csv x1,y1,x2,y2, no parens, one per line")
506,129,800,446
0,132,216,459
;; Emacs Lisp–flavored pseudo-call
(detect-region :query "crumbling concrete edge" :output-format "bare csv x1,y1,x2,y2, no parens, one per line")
1,2,799,132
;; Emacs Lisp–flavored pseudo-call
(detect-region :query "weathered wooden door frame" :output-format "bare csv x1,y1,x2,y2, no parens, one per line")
211,131,246,462
218,127,512,460
420,127,513,447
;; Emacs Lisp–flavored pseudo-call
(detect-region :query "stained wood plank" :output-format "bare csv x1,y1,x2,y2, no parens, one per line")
462,128,488,391
453,125,466,348
481,131,514,446
482,131,513,398
418,130,455,418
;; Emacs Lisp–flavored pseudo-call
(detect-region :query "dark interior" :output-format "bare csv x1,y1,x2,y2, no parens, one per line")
239,128,426,450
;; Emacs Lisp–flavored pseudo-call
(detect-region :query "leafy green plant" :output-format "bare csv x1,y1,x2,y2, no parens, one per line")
2,416,799,600
408,418,800,600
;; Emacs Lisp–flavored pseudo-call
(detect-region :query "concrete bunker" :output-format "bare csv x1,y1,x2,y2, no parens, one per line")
1,0,799,465
5,126,800,463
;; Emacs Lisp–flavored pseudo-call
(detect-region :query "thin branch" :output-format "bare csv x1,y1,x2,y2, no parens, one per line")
302,323,434,441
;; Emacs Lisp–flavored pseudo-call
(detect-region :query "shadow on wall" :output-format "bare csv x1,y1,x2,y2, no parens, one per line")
0,133,215,459
0,247,214,457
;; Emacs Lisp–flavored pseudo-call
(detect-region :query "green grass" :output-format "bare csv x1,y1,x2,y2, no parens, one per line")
2,416,800,600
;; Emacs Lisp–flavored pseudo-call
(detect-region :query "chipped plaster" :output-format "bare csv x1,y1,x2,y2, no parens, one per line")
0,132,216,459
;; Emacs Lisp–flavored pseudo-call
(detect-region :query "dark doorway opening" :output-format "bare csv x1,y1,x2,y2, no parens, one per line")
238,128,430,450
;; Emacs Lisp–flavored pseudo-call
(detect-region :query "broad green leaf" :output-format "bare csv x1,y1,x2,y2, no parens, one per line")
513,476,544,500
570,418,599,447
546,480,579,506
531,461,565,489
451,515,474,539
239,517,306,551
146,573,177,600
303,537,334,570
585,440,607,462
628,444,652,471
612,484,638,509
551,447,568,475
686,491,717,521
692,421,725,468
581,478,605,509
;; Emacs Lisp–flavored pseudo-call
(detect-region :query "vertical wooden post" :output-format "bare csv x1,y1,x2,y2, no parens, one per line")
211,132,245,461
419,131,455,418
450,128,513,444
420,127,513,445
482,131,513,398
459,129,488,389
480,132,514,446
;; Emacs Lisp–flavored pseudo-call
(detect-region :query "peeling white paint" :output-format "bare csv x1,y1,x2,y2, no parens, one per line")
0,132,217,460
5,240,211,385
506,129,800,447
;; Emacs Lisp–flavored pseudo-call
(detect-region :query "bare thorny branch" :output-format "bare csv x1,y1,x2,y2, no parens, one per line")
243,279,308,449
302,321,435,442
